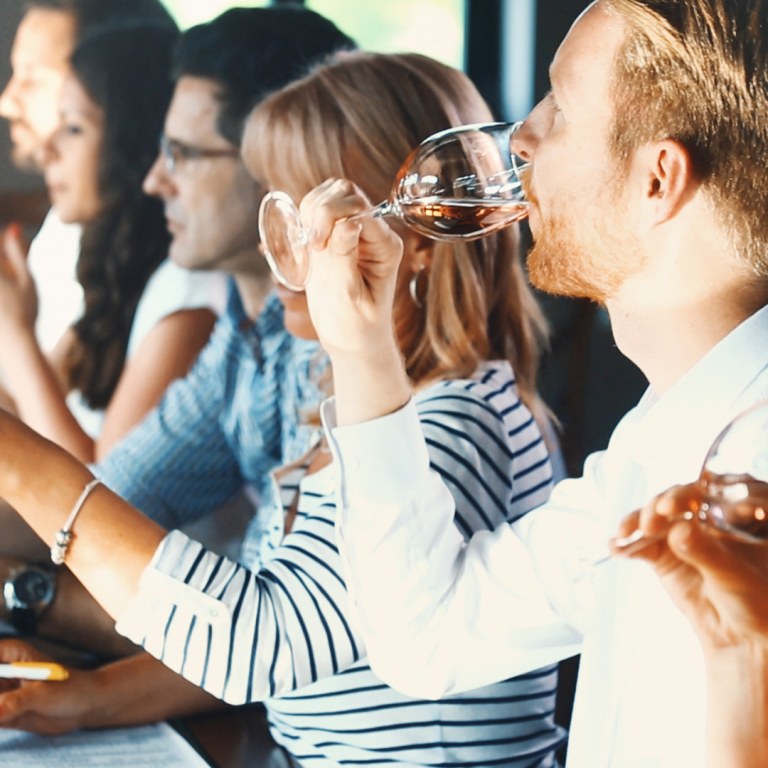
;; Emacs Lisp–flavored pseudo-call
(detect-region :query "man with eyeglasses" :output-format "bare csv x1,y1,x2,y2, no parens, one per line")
159,133,240,173
0,6,354,666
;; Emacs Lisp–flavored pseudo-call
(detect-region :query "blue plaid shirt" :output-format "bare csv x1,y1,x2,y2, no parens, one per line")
95,281,325,532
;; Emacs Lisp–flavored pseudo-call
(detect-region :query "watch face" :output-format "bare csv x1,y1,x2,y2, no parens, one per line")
14,570,54,607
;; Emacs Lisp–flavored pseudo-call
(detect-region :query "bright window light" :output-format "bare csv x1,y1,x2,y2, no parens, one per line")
162,1,465,69
307,0,466,70
162,0,268,30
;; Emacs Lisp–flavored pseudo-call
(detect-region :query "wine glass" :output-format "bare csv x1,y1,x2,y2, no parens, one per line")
258,122,530,290
611,400,768,558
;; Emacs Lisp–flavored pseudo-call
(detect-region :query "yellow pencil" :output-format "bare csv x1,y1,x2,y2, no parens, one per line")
0,662,69,681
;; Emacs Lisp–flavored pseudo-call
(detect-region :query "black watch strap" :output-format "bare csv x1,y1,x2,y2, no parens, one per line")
9,607,38,635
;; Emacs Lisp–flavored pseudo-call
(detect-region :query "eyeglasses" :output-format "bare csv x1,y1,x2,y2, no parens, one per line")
159,133,239,173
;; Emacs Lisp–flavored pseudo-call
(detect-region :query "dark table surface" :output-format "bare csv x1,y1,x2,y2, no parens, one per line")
181,706,285,768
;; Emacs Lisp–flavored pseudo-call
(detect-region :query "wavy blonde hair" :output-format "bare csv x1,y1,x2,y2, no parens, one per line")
247,52,548,416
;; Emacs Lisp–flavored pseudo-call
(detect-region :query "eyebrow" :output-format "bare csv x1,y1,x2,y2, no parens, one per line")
165,136,193,148
547,63,566,108
548,61,561,90
60,105,100,121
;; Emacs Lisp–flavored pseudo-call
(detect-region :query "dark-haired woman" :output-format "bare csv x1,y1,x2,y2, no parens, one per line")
0,24,224,463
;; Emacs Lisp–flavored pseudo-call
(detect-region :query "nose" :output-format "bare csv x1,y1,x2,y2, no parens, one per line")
511,120,535,163
511,96,549,163
0,77,21,120
143,151,176,200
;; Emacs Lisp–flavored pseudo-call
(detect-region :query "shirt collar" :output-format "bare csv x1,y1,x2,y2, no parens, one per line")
625,302,768,475
225,284,288,370
225,277,247,323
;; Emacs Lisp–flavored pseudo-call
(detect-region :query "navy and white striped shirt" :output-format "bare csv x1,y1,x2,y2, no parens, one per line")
117,362,566,767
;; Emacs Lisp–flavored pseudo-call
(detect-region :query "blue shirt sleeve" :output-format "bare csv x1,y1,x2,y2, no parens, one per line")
94,312,251,529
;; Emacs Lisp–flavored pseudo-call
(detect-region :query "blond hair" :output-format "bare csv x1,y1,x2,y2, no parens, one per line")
605,0,768,273
247,51,548,416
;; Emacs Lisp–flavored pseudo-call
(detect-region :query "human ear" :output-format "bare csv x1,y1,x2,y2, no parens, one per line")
641,139,695,227
401,232,434,273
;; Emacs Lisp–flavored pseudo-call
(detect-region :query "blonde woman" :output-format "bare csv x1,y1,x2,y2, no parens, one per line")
0,53,564,768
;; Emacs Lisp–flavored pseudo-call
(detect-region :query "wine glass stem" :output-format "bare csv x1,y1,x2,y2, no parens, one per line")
294,200,392,248
345,200,393,224
604,510,700,561
589,512,700,568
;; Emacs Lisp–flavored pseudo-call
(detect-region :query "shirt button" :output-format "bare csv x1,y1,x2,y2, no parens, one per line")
210,608,219,618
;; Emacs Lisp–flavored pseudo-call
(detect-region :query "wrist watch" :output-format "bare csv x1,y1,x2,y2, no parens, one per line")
3,562,57,635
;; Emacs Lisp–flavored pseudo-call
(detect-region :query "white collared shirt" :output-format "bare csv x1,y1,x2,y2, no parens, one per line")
65,260,227,438
331,304,768,768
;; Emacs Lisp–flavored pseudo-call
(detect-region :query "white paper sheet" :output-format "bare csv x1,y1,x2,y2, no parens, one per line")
0,722,210,767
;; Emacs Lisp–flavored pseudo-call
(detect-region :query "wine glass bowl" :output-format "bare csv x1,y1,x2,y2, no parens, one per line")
696,472,768,540
612,401,768,556
258,121,529,290
393,122,529,240
259,191,313,292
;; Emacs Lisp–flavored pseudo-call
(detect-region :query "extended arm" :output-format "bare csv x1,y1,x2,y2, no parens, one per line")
0,312,253,657
0,405,357,706
0,410,165,620
299,182,586,698
0,232,216,463
0,639,225,735
0,297,291,665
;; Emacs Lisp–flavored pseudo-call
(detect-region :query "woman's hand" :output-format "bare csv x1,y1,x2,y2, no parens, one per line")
300,179,403,362
0,224,38,338
300,180,412,426
0,639,226,735
0,639,100,735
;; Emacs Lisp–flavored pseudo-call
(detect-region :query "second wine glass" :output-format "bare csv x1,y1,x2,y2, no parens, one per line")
258,121,530,290
611,400,768,557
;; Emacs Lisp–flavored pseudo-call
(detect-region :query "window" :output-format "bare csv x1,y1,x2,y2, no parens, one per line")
162,0,466,70
307,0,465,69
162,0,268,29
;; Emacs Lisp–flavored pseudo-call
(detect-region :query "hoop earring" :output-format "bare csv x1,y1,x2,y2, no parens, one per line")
409,266,426,308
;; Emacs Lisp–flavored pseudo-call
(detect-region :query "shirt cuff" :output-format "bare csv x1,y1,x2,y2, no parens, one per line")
116,531,237,702
322,397,432,508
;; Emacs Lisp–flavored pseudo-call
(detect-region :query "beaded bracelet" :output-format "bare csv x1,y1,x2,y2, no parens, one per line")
51,478,102,566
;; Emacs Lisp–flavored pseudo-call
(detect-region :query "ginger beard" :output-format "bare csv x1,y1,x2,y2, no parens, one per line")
523,168,646,304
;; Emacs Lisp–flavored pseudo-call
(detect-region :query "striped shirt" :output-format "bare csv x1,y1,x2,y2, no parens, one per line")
117,362,566,767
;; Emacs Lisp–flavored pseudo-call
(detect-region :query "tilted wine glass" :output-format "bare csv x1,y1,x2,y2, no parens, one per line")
258,122,530,291
610,400,768,559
